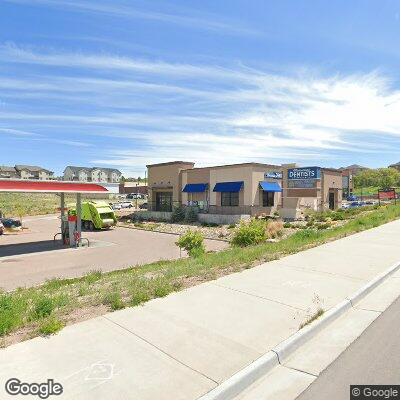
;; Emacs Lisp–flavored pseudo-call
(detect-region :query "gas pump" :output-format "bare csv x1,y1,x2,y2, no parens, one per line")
66,210,80,247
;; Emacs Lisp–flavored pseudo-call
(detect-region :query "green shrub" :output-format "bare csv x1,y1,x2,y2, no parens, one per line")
231,219,267,247
331,211,345,221
32,297,55,319
103,291,125,310
131,290,151,306
38,317,64,335
317,222,332,230
201,222,219,227
176,230,205,257
84,270,103,285
185,206,198,223
171,206,185,222
283,222,291,228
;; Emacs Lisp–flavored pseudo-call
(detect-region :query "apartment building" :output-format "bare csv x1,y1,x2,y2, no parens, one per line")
63,166,122,183
0,165,54,180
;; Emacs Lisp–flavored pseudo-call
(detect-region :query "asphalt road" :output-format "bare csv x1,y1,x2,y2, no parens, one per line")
297,294,400,400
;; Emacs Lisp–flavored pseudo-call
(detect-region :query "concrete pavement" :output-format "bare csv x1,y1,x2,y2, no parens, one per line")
1,219,400,399
0,215,227,290
234,266,400,400
296,289,400,400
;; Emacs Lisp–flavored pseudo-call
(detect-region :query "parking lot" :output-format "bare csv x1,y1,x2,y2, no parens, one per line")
0,215,228,291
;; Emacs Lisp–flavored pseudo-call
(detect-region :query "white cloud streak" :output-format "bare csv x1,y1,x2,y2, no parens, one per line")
3,0,259,36
2,45,400,173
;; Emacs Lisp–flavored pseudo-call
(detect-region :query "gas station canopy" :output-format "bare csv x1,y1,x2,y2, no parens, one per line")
0,179,109,194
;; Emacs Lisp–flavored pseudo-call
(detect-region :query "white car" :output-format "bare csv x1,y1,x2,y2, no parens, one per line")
0,221,4,235
120,201,134,209
111,203,122,210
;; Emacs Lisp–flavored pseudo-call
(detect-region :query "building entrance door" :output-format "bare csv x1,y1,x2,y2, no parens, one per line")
156,192,173,212
329,192,335,210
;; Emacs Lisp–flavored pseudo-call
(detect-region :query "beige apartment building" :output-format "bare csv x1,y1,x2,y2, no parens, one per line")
147,161,342,221
0,165,54,180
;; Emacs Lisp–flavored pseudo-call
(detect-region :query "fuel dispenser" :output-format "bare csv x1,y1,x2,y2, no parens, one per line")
61,210,81,247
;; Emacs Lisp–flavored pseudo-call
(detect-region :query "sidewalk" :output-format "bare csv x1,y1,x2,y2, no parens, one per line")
1,220,400,400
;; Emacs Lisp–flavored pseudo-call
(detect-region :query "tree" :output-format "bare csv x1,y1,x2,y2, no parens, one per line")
354,168,400,189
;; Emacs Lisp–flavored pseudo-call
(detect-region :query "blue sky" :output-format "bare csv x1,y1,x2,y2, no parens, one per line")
1,0,400,177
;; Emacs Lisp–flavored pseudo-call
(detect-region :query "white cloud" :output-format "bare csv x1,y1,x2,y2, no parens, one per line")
4,0,259,36
2,45,400,173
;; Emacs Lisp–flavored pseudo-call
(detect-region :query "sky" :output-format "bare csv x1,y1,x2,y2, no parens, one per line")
1,1,400,177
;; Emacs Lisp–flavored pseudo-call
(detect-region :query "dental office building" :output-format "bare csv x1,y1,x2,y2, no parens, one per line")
146,161,342,222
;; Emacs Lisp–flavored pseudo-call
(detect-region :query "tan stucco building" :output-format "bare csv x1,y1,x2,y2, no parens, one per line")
147,161,342,221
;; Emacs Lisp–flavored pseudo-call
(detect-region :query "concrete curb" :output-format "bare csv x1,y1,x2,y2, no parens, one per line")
198,352,279,400
347,261,400,306
273,299,352,363
197,260,400,400
117,224,230,242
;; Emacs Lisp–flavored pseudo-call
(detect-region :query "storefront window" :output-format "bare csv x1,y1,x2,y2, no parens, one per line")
156,192,173,212
262,191,274,207
221,192,239,206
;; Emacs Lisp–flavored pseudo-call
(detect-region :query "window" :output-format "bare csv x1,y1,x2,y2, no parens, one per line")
221,192,239,206
156,192,173,212
262,191,275,207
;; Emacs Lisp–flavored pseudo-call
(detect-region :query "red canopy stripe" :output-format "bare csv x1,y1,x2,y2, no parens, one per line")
0,180,109,193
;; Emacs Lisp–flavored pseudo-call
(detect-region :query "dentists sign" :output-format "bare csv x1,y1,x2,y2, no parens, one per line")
287,167,321,189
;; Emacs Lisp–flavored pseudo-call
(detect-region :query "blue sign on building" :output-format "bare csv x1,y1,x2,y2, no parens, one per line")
264,171,282,179
287,167,321,180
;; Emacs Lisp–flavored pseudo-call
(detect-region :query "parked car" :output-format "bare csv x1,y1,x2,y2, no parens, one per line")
346,194,358,201
127,193,145,199
120,201,134,209
1,218,22,229
139,202,148,209
111,202,122,210
0,221,4,235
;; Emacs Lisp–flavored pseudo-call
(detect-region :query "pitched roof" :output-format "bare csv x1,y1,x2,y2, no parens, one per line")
15,165,53,173
64,166,122,174
389,162,400,167
0,165,17,173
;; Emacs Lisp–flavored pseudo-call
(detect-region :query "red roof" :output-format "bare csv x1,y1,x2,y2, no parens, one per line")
0,179,109,194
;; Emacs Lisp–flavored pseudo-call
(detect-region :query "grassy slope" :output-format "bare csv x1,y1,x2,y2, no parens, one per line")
0,193,112,217
1,203,400,346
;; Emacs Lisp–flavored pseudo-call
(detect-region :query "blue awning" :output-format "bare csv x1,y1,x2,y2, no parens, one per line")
259,181,282,192
213,181,244,192
182,183,208,193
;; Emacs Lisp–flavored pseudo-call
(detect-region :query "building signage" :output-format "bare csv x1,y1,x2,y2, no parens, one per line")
288,180,316,189
378,188,396,200
264,171,282,179
287,167,321,181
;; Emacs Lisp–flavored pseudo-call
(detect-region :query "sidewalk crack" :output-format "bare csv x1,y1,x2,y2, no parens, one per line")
211,283,306,311
102,315,218,385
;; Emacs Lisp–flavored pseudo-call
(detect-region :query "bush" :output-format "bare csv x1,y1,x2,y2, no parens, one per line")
103,291,125,310
38,317,64,335
171,206,185,223
176,230,205,257
331,211,345,221
266,220,284,238
231,219,268,247
32,297,55,319
185,206,198,223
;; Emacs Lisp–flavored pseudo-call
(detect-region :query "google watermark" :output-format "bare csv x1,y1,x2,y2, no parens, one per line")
351,385,400,399
5,378,63,399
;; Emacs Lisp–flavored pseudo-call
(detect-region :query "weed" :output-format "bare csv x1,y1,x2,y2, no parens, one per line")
84,270,103,285
32,297,54,319
38,317,64,335
299,308,324,329
103,291,125,310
